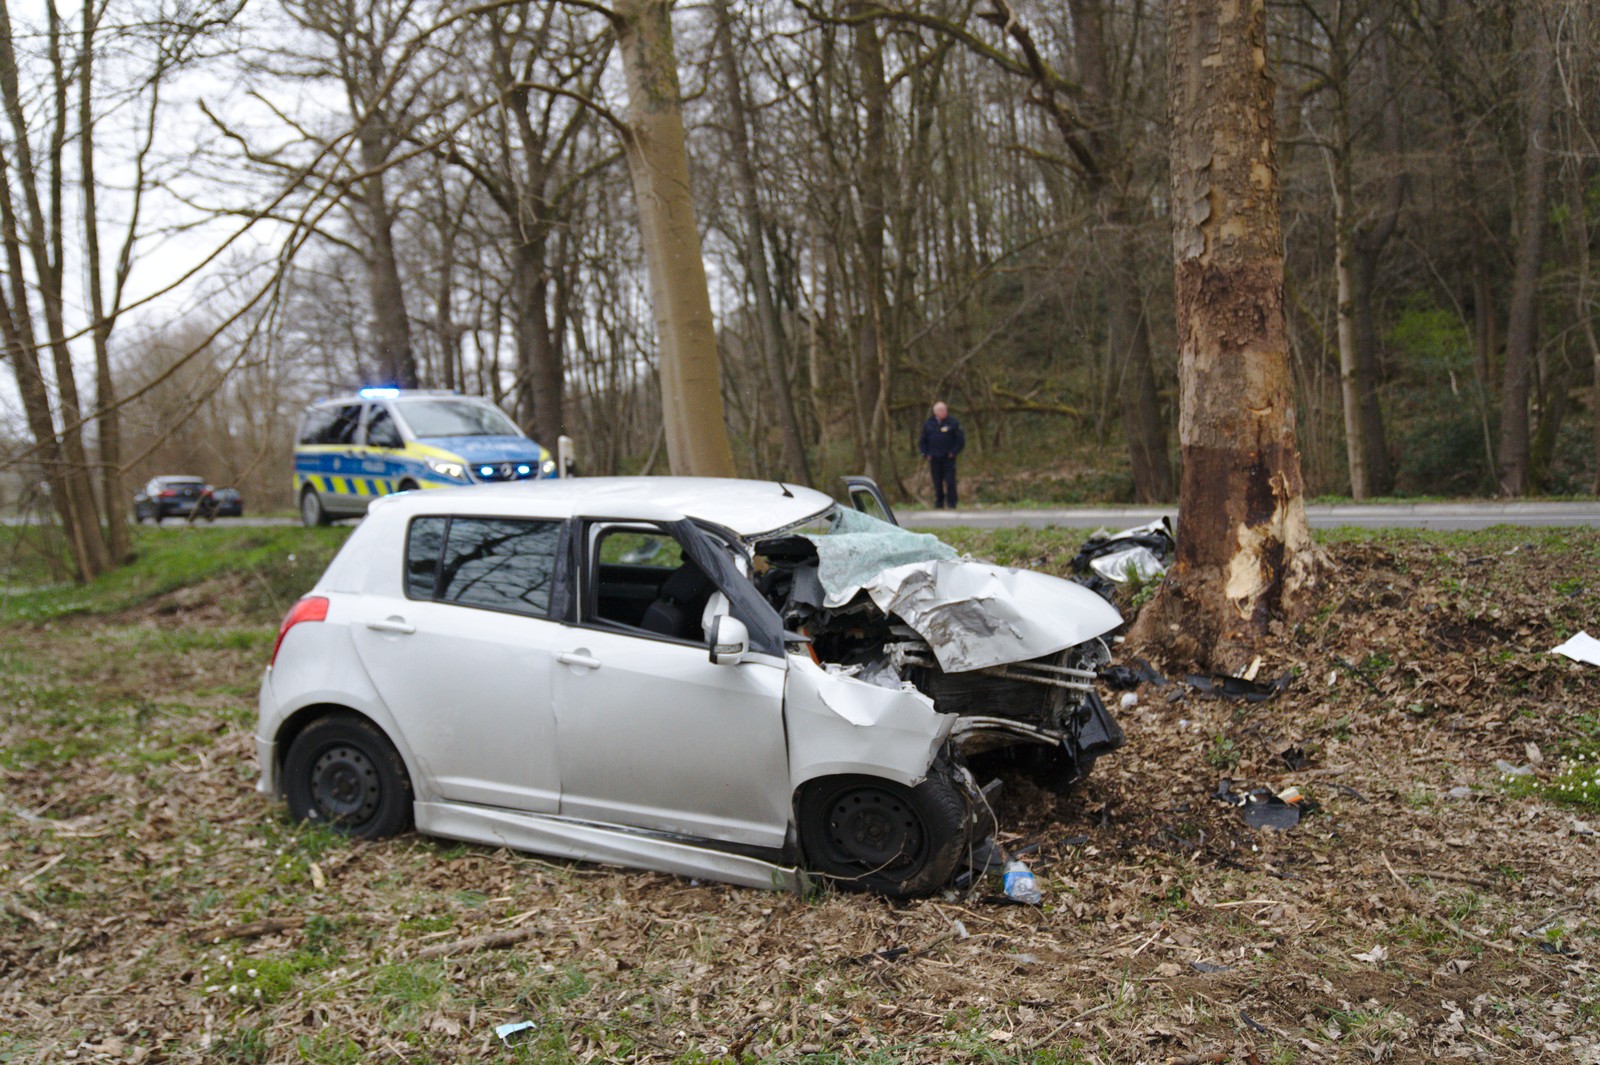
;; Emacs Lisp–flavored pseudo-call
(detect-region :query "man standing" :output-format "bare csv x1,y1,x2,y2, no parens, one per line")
918,400,966,509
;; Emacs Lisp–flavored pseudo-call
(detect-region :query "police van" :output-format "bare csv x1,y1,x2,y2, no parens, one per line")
294,389,556,527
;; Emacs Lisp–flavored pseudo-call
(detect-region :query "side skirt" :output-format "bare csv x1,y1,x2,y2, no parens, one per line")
415,802,807,893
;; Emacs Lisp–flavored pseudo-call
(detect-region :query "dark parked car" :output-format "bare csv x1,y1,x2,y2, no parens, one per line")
134,476,208,523
207,487,244,519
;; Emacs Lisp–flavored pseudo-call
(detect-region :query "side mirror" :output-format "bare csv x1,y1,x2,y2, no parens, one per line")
708,614,749,665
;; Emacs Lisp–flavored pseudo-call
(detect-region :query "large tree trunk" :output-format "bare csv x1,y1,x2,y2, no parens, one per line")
1129,0,1318,669
1497,2,1556,496
615,0,735,477
714,0,811,484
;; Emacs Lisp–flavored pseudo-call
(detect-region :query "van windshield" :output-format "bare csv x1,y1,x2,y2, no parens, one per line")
396,399,522,439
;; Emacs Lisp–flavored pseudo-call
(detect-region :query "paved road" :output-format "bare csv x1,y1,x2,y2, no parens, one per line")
903,501,1600,531
6,501,1598,531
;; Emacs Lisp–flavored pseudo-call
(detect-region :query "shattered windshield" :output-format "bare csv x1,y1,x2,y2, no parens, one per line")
800,506,958,603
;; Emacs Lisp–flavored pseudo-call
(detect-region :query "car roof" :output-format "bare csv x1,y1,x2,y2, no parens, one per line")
155,475,204,482
372,476,836,537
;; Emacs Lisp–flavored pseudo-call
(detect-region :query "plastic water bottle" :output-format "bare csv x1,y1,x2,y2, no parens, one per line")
1002,860,1041,905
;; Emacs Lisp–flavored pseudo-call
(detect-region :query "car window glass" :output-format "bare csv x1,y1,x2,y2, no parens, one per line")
432,518,561,617
596,529,684,569
405,517,447,599
850,488,893,524
296,407,335,445
366,406,403,448
324,405,363,445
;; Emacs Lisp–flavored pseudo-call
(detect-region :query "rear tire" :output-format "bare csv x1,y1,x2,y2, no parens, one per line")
797,774,969,898
283,712,412,839
300,487,330,528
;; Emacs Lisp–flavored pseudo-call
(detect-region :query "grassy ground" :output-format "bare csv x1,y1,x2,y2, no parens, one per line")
2,525,1598,1063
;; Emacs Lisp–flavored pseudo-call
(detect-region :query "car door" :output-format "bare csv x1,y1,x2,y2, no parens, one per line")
347,515,564,812
358,403,404,497
842,475,900,526
550,519,791,850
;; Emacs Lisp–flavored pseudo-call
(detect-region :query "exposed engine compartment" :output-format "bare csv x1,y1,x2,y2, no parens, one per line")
751,533,1124,782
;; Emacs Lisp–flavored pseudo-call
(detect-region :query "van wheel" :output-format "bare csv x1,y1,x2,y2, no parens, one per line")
397,480,418,493
797,775,968,898
283,713,412,839
300,487,330,528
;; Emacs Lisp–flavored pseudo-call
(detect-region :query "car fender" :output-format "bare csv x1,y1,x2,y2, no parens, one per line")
783,654,955,789
259,619,437,804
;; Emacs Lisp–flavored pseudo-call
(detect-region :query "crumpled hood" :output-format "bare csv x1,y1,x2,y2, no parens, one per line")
860,560,1123,672
416,435,548,464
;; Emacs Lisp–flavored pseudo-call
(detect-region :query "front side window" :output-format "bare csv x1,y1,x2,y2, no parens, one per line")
395,399,521,439
405,516,561,618
365,406,403,448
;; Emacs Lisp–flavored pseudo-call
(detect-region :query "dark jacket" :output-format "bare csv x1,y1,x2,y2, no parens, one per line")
918,415,965,459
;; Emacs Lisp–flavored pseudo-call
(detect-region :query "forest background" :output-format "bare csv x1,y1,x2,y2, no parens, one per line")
2,0,1597,534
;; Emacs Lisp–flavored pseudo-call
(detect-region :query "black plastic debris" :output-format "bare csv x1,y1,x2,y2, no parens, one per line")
963,836,1006,874
1068,520,1175,601
1101,658,1168,691
1213,779,1312,831
1069,519,1175,577
1186,672,1291,702
1240,1009,1268,1034
1278,745,1310,771
1190,960,1232,974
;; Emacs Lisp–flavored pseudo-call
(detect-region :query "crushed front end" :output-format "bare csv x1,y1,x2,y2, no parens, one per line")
751,508,1127,787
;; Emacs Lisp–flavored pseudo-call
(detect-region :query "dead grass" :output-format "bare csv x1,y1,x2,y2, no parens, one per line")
2,528,1598,1063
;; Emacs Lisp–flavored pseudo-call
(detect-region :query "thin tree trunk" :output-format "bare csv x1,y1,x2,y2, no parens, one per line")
1130,0,1319,669
1497,2,1556,496
615,0,735,476
0,0,110,579
852,5,890,482
358,125,418,389
713,0,810,484
1070,0,1172,502
79,3,127,562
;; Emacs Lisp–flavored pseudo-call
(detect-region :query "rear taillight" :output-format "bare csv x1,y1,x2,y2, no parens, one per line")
270,596,329,666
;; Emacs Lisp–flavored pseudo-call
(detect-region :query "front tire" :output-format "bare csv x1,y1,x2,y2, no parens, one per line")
283,712,412,839
300,487,330,528
797,774,969,897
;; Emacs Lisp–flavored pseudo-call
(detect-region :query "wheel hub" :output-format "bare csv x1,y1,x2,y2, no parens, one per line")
828,789,922,871
311,744,378,823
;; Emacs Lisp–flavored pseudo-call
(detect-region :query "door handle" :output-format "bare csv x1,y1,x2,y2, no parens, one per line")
557,651,601,669
366,617,415,635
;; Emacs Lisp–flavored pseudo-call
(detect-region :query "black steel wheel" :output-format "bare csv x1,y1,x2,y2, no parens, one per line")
283,713,411,839
300,486,330,528
797,774,968,897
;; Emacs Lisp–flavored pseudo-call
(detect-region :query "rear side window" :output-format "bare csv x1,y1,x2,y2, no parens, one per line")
298,404,363,445
405,517,561,618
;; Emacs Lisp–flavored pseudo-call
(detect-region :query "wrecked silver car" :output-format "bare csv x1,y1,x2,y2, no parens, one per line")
256,477,1124,896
